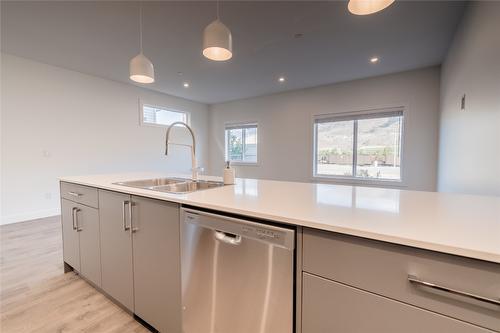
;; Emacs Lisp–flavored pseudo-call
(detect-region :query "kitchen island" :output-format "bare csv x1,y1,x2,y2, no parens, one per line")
59,172,500,332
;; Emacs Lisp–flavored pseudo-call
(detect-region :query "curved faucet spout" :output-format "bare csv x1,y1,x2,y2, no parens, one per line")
165,121,199,180
165,121,196,156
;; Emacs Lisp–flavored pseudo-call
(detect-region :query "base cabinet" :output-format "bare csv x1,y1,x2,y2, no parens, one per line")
99,190,134,311
77,203,101,287
131,196,181,333
302,273,492,333
61,198,101,287
96,190,181,332
61,199,81,272
302,228,500,331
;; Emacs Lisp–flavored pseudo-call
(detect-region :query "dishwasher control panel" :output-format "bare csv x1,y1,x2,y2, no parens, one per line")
183,209,295,250
243,226,282,241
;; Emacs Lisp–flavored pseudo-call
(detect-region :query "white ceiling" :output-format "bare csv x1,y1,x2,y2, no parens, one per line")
1,1,465,104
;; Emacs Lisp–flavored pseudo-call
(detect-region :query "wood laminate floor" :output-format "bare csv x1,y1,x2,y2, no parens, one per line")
0,216,150,333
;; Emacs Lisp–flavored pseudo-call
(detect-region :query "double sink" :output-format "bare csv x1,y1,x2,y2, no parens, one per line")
114,177,224,194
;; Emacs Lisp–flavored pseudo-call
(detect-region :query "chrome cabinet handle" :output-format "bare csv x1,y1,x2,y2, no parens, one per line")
73,208,82,232
130,202,138,233
68,191,83,197
214,230,242,245
408,275,500,307
71,207,78,230
122,201,131,231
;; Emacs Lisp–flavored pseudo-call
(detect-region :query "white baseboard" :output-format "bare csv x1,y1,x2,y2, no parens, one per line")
0,208,61,225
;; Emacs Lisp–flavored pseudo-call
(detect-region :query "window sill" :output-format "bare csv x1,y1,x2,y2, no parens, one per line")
141,121,190,129
229,161,259,167
312,175,407,188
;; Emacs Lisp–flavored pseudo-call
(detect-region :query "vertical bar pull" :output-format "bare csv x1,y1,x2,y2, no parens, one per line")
130,201,138,233
122,200,131,231
71,207,77,230
74,208,82,232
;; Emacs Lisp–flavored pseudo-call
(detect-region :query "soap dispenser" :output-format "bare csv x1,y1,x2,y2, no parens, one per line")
223,161,235,185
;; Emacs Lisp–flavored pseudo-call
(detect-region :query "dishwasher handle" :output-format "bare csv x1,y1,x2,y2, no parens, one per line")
215,230,242,245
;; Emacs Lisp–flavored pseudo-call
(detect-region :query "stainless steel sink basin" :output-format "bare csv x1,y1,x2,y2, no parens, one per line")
153,180,224,193
114,178,224,194
114,177,186,189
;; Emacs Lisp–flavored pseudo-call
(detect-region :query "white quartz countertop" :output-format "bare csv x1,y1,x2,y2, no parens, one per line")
59,172,500,264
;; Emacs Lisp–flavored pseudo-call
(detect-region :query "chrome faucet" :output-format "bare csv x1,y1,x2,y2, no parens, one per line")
165,121,199,180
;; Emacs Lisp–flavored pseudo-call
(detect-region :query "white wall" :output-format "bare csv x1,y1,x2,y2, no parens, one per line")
208,67,441,192
0,53,209,224
438,2,500,197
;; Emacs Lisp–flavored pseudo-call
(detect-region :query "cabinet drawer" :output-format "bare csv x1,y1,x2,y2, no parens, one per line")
60,182,98,208
303,228,500,331
302,273,493,333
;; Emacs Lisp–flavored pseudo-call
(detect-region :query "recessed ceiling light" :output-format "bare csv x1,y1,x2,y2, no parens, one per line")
278,77,286,83
370,57,379,63
183,82,190,88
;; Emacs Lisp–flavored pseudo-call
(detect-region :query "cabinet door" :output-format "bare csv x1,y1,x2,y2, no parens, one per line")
132,196,181,333
61,199,80,271
99,190,134,311
76,204,101,287
302,273,492,333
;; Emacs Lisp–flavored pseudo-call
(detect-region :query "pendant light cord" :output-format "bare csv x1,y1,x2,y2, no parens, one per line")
216,0,220,20
139,3,143,54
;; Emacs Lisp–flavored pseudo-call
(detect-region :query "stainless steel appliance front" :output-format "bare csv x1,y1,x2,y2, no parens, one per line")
180,208,295,333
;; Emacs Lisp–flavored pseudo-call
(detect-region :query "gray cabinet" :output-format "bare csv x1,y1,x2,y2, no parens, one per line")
98,190,134,311
302,273,493,333
77,202,101,287
61,198,101,287
131,196,181,333
302,228,500,331
96,190,182,332
61,199,81,272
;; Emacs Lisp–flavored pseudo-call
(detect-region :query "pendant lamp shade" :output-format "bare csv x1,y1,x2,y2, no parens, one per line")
203,19,233,61
129,53,155,84
348,0,395,15
129,4,154,84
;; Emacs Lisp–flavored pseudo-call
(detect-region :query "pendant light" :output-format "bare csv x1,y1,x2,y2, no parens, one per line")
348,0,395,15
203,0,232,61
130,4,155,83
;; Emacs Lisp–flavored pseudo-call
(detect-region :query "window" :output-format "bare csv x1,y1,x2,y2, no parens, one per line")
314,109,403,181
225,123,258,164
141,104,188,127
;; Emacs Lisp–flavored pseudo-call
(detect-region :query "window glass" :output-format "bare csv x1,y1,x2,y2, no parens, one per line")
356,116,402,180
316,120,354,176
227,128,244,161
314,110,403,181
142,105,187,126
225,124,258,163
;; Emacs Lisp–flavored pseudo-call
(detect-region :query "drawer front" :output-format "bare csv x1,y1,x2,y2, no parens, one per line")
302,273,493,333
303,228,500,331
60,182,98,208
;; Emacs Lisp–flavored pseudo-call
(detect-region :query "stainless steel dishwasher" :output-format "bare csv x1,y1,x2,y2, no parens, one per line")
180,208,295,333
